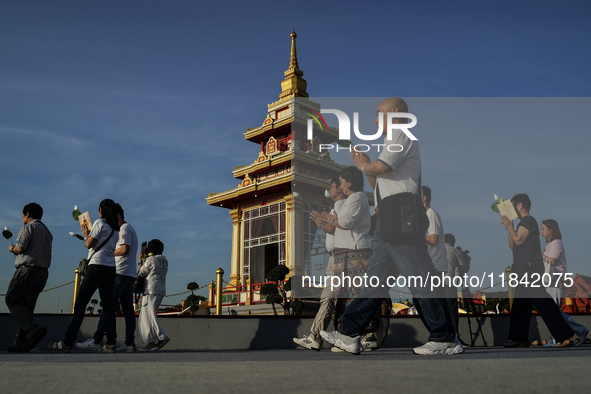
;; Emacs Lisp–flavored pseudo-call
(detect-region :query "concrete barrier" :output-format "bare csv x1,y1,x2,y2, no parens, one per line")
2,313,590,351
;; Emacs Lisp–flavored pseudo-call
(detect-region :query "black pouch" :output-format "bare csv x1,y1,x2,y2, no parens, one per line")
379,192,428,245
78,258,90,276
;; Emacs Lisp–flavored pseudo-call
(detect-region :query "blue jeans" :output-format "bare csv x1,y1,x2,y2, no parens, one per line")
64,264,117,347
94,274,136,346
339,216,456,342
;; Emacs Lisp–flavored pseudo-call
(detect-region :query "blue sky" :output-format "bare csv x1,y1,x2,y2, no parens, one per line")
1,1,590,312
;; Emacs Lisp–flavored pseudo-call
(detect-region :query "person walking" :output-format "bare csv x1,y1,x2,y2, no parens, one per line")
76,203,139,352
6,202,52,352
137,239,170,351
48,199,120,352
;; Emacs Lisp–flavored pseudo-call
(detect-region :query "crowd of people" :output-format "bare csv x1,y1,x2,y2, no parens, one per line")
5,199,169,353
292,97,587,355
5,98,587,355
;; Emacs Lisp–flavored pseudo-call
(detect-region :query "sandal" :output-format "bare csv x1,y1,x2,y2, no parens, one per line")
138,342,159,351
47,340,72,353
556,335,579,348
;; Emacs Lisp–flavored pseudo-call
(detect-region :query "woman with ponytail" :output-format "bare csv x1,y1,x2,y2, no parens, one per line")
48,199,120,352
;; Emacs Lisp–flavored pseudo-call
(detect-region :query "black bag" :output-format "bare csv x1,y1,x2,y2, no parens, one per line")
133,276,146,294
78,229,115,276
379,192,429,245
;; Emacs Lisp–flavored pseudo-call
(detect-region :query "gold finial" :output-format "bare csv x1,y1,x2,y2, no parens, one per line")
280,30,308,98
289,30,300,72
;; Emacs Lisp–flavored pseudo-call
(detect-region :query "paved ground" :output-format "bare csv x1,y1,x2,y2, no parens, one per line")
1,346,591,393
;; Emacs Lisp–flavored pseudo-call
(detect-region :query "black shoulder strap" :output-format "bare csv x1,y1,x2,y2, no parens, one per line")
88,229,115,261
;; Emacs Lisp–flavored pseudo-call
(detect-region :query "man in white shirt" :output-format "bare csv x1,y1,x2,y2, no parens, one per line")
294,178,346,350
423,186,458,336
76,203,139,352
320,97,461,356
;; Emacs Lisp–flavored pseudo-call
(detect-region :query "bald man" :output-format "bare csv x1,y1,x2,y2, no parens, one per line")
320,98,462,356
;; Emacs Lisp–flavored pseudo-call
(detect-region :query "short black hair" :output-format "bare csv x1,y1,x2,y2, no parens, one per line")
422,186,432,205
338,166,364,192
329,177,340,187
23,203,43,220
115,203,125,220
511,193,531,212
146,239,164,255
444,233,456,246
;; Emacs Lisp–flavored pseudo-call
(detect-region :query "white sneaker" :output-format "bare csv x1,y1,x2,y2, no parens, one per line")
76,338,102,351
330,346,346,353
413,339,465,356
116,343,137,353
293,335,321,351
361,340,377,351
320,330,361,355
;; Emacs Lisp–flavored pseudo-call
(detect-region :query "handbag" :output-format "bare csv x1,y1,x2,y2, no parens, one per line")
132,276,146,294
78,229,115,276
375,174,429,245
379,192,429,245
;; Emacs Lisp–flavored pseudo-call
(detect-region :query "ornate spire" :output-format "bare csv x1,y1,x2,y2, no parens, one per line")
288,30,301,74
280,30,308,98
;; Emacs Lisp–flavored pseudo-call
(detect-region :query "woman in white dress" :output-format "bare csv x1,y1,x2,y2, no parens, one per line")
137,239,170,351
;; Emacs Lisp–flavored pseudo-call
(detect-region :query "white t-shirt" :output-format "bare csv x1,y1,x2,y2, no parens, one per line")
325,199,346,253
426,208,448,272
334,192,372,250
375,130,422,205
116,222,138,278
87,219,118,267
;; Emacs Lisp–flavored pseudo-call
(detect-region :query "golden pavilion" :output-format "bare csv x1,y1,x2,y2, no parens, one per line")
206,31,345,294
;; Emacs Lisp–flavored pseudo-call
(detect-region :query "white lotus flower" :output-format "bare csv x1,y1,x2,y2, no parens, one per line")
293,192,302,199
494,194,499,201
69,232,76,237
4,226,7,231
74,205,78,210
324,189,331,198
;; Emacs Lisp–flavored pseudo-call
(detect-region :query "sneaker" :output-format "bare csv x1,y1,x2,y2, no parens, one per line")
76,338,102,351
116,343,137,353
97,344,116,353
320,330,361,355
293,335,321,351
361,339,378,351
362,318,389,351
157,337,170,350
413,339,465,355
330,346,346,353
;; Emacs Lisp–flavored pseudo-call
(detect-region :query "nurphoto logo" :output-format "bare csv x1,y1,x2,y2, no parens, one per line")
304,108,418,153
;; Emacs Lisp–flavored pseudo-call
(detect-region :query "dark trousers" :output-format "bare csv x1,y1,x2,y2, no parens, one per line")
93,274,136,346
508,281,574,343
5,266,48,346
339,217,455,342
64,264,117,347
